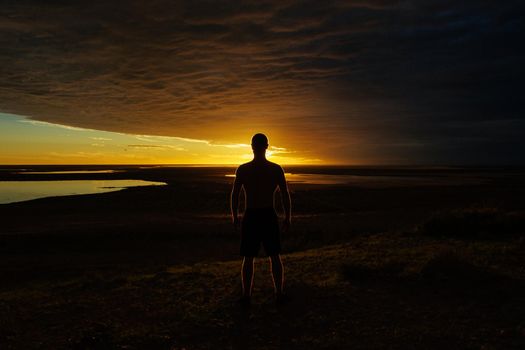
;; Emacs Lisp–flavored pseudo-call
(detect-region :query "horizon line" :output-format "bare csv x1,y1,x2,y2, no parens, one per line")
0,163,523,168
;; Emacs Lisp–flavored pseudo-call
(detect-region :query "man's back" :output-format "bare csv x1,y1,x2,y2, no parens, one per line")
236,159,285,209
230,133,291,303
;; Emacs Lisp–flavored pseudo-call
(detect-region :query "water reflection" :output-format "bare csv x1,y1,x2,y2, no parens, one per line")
0,180,165,204
225,172,485,187
15,170,122,174
225,173,349,185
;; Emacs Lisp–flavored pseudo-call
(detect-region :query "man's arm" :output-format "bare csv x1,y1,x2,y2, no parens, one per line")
277,167,291,231
230,167,243,229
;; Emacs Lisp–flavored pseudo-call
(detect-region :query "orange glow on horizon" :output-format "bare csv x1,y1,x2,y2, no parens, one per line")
0,113,330,165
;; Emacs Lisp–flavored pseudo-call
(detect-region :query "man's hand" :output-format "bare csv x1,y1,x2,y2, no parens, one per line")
233,216,240,231
282,217,291,233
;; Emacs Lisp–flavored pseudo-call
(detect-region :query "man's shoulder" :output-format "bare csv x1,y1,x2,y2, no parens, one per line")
236,161,252,174
267,160,284,172
237,161,252,169
237,160,282,173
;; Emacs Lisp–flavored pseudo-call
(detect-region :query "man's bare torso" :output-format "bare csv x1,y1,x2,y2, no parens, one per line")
236,159,284,209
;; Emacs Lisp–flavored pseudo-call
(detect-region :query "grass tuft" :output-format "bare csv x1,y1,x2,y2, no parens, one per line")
417,208,525,240
417,250,491,283
340,260,406,282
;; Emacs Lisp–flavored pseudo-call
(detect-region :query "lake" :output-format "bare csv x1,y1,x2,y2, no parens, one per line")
0,180,166,204
0,165,503,205
225,172,487,187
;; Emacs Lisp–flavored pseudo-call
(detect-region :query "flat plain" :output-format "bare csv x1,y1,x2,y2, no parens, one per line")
1,165,524,349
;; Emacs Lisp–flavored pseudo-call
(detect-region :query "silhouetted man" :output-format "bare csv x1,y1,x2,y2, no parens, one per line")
231,133,291,306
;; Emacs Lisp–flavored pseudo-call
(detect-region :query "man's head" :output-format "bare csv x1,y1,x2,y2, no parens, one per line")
251,133,268,153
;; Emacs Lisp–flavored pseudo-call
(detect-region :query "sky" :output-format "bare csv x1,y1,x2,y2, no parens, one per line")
0,113,305,164
0,0,524,165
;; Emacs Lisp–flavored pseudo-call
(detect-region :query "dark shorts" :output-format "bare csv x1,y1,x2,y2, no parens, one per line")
240,207,281,257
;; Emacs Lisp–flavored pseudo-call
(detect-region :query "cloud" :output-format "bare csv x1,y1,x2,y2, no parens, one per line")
127,144,167,148
90,137,112,141
127,144,186,151
1,0,524,164
18,119,85,131
221,143,250,149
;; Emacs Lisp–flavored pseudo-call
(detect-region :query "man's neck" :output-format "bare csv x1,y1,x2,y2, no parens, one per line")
253,153,266,161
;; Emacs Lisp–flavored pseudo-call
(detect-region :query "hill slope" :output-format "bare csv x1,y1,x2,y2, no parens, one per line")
2,232,524,349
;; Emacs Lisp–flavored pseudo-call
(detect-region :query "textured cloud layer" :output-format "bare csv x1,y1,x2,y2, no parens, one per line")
1,0,524,163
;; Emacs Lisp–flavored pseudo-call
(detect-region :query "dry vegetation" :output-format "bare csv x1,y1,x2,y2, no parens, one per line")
1,166,524,349
1,230,524,349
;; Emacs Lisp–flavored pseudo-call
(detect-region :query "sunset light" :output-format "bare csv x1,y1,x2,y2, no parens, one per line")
1,1,524,348
0,113,322,165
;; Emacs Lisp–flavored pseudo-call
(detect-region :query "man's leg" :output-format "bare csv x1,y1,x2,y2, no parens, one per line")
269,255,284,295
241,256,255,297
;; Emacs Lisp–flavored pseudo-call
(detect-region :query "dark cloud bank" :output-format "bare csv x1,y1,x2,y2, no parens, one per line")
1,0,524,164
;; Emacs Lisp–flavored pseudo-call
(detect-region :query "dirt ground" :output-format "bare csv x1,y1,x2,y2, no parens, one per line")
1,166,524,349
